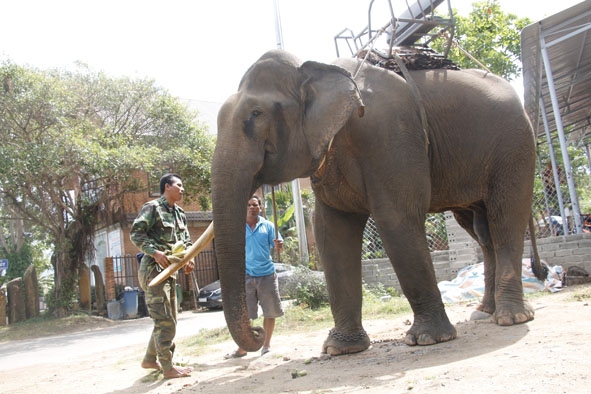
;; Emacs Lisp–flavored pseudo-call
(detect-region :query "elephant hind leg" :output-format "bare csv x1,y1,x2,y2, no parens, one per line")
452,208,496,315
452,205,535,326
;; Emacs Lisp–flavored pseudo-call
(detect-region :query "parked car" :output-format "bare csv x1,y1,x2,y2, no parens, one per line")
197,263,294,310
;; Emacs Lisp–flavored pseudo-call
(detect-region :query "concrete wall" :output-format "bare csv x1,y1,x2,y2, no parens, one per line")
525,234,591,273
362,212,591,292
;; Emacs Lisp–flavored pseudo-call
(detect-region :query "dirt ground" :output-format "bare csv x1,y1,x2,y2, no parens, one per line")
3,283,590,394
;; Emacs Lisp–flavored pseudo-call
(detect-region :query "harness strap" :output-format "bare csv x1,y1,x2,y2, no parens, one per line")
354,32,430,154
392,52,430,153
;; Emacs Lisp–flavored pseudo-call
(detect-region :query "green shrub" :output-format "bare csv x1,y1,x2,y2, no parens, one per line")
45,282,78,316
362,282,400,299
282,266,328,309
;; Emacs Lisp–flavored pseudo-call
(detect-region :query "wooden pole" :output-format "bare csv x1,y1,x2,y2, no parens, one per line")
270,186,281,262
149,222,214,287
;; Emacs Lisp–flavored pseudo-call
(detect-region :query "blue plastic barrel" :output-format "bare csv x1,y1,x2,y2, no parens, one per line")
121,288,139,319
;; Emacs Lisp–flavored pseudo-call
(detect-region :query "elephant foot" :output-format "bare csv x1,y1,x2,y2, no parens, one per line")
477,296,495,315
404,312,457,346
492,300,535,326
322,328,371,356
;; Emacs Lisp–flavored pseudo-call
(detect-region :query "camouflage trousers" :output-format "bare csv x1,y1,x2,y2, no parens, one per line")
138,261,177,372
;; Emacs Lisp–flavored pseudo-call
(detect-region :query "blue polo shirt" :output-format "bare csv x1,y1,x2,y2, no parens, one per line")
245,216,282,277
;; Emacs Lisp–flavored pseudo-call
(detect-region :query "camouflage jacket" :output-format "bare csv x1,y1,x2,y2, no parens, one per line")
130,196,192,268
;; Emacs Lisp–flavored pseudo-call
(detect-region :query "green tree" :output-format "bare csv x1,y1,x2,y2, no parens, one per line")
432,0,532,81
0,61,214,316
265,188,296,236
0,209,50,288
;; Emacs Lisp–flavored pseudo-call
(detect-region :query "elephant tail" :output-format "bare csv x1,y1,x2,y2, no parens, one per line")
528,214,549,281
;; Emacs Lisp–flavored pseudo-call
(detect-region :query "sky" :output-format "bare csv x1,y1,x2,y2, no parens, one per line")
0,0,584,130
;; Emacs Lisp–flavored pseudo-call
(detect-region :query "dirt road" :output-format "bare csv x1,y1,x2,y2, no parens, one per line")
1,284,589,394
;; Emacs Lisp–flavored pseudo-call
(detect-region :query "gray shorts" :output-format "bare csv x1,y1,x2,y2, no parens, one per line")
245,272,284,320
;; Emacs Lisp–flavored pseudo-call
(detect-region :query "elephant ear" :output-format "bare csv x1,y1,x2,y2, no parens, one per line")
299,61,365,161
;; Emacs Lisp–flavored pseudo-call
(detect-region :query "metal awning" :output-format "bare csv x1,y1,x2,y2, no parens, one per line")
521,0,591,233
522,0,591,144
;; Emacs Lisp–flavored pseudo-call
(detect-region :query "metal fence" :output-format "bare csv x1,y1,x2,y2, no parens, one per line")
193,248,219,287
360,162,585,258
111,255,139,295
362,213,448,258
532,161,581,238
107,246,218,301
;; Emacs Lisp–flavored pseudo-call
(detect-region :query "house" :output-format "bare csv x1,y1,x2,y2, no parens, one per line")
87,171,215,312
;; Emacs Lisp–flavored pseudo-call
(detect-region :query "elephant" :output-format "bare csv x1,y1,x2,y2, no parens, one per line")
211,49,545,356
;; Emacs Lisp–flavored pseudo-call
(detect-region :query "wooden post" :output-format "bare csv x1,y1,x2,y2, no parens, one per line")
271,187,281,263
23,264,40,319
92,265,107,315
0,288,7,326
7,278,25,324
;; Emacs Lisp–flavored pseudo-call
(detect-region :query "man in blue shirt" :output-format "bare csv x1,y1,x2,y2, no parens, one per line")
225,195,284,358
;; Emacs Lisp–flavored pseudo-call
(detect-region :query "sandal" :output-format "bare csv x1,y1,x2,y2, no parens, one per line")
224,349,247,359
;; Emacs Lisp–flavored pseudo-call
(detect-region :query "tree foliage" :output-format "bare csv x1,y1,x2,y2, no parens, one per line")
0,61,214,315
431,0,532,81
0,188,51,288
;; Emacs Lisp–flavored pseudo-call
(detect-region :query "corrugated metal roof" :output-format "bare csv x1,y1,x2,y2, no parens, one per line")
521,0,591,145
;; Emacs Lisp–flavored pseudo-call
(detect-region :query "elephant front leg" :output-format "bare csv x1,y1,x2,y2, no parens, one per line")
401,273,457,346
375,217,457,346
315,203,370,356
404,305,457,346
323,326,371,356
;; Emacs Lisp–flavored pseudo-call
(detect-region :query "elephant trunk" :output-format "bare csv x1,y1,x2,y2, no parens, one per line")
211,156,265,352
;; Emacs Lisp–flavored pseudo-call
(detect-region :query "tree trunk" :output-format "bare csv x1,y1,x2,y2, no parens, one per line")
52,246,79,317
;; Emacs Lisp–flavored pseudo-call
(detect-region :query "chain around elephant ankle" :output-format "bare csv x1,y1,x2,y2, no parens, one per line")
328,328,368,342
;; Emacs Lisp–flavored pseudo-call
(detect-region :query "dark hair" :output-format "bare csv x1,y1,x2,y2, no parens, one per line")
250,194,263,207
159,173,182,195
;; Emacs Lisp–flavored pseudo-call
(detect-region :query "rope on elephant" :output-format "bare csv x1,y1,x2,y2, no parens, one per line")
391,52,430,153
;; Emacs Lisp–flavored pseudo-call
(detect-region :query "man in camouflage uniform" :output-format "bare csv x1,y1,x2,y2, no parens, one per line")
131,173,194,379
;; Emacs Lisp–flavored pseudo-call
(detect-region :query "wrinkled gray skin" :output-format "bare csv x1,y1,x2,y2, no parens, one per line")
211,49,538,356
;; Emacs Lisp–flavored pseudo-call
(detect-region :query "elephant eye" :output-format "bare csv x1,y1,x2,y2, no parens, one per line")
243,109,263,136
